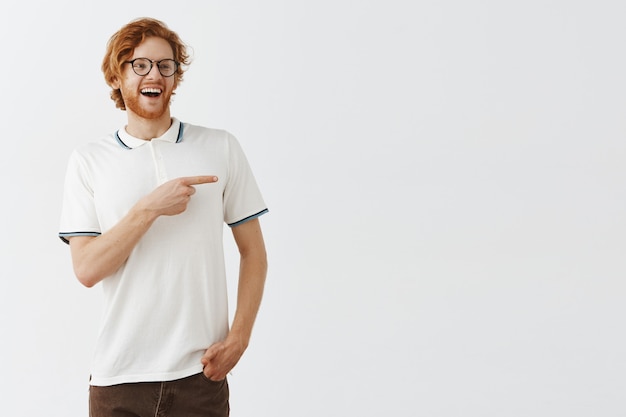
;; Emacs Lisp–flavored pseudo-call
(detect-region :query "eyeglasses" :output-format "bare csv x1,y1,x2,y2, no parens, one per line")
125,58,179,77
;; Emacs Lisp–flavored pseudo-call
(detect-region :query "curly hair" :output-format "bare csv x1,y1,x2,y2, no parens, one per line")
101,17,191,110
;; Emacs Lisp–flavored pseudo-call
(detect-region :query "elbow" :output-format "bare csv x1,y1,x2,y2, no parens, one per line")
76,274,99,288
73,265,102,288
68,237,104,287
78,277,98,288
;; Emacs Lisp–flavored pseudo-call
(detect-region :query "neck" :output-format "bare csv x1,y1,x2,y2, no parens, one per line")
125,111,173,140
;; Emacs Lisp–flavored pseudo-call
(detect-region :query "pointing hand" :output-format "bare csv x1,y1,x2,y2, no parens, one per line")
137,175,218,216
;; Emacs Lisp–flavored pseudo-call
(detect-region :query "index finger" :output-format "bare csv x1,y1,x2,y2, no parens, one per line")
181,175,219,185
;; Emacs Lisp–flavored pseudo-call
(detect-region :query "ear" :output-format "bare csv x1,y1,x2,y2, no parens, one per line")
111,76,120,90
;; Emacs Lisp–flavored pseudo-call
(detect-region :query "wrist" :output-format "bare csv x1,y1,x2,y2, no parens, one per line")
129,202,159,225
226,329,250,351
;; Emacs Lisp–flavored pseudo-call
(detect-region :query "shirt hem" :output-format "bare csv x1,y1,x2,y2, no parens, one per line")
89,364,204,387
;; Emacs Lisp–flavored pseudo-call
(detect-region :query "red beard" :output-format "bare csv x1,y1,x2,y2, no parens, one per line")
123,88,173,119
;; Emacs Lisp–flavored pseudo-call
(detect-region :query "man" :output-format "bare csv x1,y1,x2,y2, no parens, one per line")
59,17,268,417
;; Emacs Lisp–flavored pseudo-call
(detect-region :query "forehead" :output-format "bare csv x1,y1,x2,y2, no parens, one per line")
131,37,174,59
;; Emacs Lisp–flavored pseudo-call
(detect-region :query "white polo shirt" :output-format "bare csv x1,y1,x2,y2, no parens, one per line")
59,118,267,386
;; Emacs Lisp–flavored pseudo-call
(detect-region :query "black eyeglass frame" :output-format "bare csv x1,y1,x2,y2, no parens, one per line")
124,58,180,77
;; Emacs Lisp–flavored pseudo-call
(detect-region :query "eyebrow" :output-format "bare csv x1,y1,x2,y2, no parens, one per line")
130,57,176,61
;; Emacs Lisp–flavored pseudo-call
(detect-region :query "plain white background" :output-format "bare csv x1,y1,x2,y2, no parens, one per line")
1,1,625,416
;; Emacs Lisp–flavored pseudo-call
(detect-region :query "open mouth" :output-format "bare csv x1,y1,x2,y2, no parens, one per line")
141,88,162,97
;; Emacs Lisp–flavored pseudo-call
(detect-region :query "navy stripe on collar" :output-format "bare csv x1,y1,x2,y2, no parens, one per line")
176,122,184,143
115,131,132,149
115,121,184,149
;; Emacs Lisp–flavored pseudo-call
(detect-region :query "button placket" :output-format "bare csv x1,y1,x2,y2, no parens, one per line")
149,141,169,185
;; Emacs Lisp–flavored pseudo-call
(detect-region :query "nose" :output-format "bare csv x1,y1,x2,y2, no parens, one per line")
146,62,162,78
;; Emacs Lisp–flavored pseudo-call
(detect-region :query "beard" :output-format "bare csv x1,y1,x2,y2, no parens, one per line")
122,88,173,120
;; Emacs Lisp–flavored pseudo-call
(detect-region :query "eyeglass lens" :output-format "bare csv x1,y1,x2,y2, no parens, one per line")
130,58,177,77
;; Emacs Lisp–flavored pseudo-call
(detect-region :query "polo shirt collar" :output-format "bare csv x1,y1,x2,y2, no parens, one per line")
115,118,183,149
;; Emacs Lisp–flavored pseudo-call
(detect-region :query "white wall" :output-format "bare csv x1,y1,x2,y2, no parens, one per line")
1,1,625,416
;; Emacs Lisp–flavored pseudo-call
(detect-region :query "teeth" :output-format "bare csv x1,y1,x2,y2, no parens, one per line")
141,88,162,94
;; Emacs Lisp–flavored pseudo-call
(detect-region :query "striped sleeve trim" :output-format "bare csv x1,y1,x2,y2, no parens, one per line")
227,208,269,228
58,231,101,244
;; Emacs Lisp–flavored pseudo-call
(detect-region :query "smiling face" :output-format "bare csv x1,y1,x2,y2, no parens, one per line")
112,37,177,121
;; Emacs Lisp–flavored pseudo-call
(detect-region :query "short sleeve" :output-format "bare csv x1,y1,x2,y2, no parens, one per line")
223,133,268,227
58,150,101,243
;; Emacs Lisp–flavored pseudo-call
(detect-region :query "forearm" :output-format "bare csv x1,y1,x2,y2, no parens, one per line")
228,252,268,347
70,206,158,287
